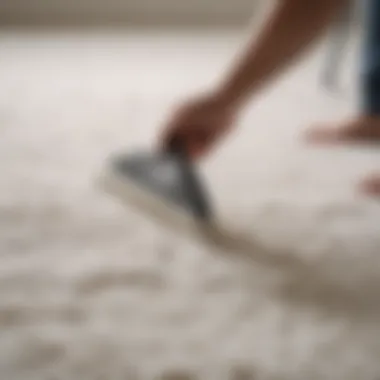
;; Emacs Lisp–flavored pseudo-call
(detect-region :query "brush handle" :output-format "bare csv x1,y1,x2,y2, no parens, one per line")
166,135,189,158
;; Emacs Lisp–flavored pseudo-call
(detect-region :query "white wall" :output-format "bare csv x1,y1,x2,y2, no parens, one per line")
0,0,264,26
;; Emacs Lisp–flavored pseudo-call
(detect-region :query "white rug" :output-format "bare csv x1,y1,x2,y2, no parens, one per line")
0,28,380,380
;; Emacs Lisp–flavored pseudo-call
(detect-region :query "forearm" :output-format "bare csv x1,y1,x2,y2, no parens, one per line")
217,0,347,109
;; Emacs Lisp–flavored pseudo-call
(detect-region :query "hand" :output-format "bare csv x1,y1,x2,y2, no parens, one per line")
160,92,238,160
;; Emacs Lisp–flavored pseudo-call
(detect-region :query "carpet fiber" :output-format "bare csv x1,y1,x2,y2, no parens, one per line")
0,29,380,380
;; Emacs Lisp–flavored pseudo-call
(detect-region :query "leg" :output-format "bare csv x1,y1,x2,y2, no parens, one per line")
322,1,353,89
307,0,380,195
358,0,380,196
362,0,380,116
306,0,380,144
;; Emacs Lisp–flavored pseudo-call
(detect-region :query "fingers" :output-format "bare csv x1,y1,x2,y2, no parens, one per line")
161,117,234,160
166,129,213,158
157,96,236,160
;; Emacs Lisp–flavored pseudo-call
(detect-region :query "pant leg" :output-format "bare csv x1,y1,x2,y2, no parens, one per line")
322,3,353,87
362,0,380,115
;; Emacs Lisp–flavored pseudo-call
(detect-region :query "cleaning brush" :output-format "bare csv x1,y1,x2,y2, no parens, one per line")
98,139,220,242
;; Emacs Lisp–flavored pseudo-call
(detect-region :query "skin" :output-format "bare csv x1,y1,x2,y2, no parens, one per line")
161,0,380,196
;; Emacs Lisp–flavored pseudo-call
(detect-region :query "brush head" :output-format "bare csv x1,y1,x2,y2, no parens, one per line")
99,142,214,236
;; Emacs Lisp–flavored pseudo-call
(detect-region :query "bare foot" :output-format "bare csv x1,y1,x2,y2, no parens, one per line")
360,174,380,197
305,116,380,145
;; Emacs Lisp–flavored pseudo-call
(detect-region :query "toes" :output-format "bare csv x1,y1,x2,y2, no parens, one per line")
304,125,340,144
359,175,380,196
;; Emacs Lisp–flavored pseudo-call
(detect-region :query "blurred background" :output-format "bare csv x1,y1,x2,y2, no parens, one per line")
1,2,380,380
0,0,258,26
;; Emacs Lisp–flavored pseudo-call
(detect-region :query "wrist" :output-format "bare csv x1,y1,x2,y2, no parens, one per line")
212,84,247,113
